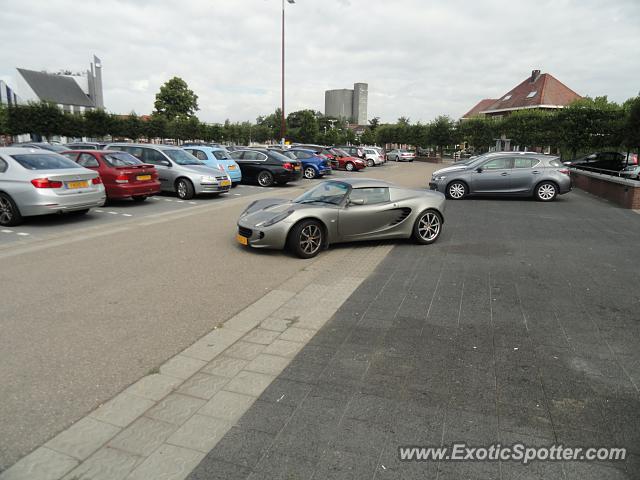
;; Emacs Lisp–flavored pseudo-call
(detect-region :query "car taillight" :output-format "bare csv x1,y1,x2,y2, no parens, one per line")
92,177,102,185
559,169,570,175
283,162,293,170
115,174,129,184
31,178,63,188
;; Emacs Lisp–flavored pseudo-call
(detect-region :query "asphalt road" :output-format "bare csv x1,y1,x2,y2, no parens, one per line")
0,160,438,471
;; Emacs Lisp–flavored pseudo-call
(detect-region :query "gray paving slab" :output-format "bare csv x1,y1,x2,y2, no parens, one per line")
186,191,640,479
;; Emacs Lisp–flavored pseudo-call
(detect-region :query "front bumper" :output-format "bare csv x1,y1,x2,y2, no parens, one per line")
196,182,231,194
236,219,289,250
429,180,445,193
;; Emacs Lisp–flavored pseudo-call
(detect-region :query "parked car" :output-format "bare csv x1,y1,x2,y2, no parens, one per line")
370,146,386,163
236,178,446,258
429,152,571,201
563,151,628,172
10,142,69,153
65,142,107,150
106,143,231,199
0,148,106,226
228,148,302,187
331,148,366,172
183,146,242,186
387,149,416,162
336,145,365,159
363,148,384,167
295,145,339,169
225,146,247,152
619,165,640,180
183,142,226,149
281,148,332,179
62,150,160,202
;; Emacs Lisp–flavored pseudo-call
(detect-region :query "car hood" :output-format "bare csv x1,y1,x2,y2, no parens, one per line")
239,198,323,226
432,164,472,176
180,164,226,176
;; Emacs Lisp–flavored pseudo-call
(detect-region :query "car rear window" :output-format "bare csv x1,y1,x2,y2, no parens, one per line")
212,151,232,160
548,159,563,167
11,153,80,170
103,152,143,167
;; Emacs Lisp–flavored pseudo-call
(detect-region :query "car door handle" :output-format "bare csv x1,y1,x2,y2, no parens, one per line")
500,172,509,176
532,170,541,174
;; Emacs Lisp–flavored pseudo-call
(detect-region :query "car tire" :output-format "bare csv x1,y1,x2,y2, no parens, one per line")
535,181,557,201
68,209,90,216
345,162,355,172
176,178,195,199
287,219,324,259
367,159,374,167
132,196,147,202
446,181,467,200
303,167,317,179
413,209,442,245
231,183,239,188
257,170,274,187
0,193,23,227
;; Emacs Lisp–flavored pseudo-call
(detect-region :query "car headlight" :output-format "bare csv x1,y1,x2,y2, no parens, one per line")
200,175,217,183
434,175,447,181
256,210,293,227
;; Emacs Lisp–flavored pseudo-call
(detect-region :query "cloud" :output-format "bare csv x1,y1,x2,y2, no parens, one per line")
0,0,638,123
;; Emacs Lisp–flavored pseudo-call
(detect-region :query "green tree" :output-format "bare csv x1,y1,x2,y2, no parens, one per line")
8,102,64,140
84,109,113,138
368,117,380,131
360,128,375,145
153,77,199,120
0,104,8,135
429,116,456,156
287,110,319,143
122,113,142,141
144,114,169,140
622,95,640,157
458,117,497,152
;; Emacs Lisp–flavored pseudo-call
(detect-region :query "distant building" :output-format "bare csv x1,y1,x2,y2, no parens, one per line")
325,82,368,125
2,55,104,112
462,70,581,119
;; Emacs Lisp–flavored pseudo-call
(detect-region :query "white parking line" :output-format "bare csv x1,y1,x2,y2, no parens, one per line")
188,202,197,205
122,214,133,217
94,209,104,213
16,232,30,236
176,200,184,203
1,229,13,233
164,199,173,202
108,211,119,215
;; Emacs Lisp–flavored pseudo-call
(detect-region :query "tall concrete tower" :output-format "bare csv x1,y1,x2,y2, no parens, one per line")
352,83,368,125
89,55,104,109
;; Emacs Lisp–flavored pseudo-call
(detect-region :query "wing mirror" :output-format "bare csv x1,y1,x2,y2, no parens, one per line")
476,167,483,173
349,198,365,206
159,160,171,167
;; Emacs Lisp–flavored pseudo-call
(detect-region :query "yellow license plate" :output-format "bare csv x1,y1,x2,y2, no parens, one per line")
221,180,231,187
67,181,89,189
236,234,248,245
137,175,151,181
294,166,301,171
228,166,236,170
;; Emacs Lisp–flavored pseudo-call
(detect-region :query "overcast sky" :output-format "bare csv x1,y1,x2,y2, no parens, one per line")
1,0,639,124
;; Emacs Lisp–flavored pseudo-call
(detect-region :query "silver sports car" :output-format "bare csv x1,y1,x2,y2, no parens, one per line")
236,178,446,258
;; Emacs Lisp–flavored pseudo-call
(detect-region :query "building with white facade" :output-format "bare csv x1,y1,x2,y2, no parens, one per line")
324,82,368,125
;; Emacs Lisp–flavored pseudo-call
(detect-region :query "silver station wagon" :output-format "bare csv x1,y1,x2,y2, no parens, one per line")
429,152,572,201
0,148,106,226
106,143,231,199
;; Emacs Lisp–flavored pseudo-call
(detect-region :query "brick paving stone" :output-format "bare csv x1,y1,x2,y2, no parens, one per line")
45,417,120,461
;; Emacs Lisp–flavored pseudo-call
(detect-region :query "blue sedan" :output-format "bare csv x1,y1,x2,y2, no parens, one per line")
183,146,242,186
283,148,332,179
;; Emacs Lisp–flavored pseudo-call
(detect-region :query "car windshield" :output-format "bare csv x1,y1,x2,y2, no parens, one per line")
162,149,203,165
267,151,292,162
212,151,232,160
332,148,348,157
11,153,81,170
294,181,349,205
103,152,143,167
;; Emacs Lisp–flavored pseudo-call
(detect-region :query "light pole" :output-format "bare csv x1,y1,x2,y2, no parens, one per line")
281,0,295,147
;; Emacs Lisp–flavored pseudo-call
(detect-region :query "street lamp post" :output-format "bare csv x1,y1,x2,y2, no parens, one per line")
281,0,295,147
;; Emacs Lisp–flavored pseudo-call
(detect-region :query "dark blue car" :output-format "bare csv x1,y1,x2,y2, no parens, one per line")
283,148,332,179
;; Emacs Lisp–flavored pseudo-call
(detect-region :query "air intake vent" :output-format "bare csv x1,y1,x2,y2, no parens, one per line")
389,208,411,226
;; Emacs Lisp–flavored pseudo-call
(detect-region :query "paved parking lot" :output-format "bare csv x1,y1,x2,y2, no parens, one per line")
188,190,640,479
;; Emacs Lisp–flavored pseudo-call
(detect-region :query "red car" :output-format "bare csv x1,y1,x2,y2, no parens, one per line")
62,150,161,202
330,148,366,172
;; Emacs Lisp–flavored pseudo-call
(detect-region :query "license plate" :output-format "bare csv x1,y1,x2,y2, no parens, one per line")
67,181,89,189
294,166,301,171
228,166,236,170
137,175,151,181
221,180,231,187
236,234,248,245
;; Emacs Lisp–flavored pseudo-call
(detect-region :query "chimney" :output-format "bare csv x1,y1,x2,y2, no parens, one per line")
530,70,541,83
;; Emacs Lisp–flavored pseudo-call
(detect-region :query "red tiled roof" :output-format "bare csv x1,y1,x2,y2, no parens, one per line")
481,72,581,114
462,99,497,118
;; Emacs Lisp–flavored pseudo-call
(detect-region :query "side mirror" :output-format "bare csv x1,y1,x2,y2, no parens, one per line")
476,167,483,173
159,160,171,167
349,198,365,206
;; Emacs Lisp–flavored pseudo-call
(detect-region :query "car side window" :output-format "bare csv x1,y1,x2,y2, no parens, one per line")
0,158,7,173
194,150,208,161
349,187,390,205
142,149,167,165
241,151,258,160
77,153,99,168
61,153,79,162
514,158,539,168
482,158,512,170
257,153,268,161
229,151,242,160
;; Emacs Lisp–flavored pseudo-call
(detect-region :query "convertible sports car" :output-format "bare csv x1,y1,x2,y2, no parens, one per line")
236,178,445,258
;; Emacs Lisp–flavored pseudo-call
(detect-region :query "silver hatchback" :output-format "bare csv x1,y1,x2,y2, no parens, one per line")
429,152,572,201
106,143,231,199
0,148,106,226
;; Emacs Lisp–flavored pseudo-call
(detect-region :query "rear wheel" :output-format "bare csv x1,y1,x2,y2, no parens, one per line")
257,170,274,187
446,181,467,200
0,193,22,226
132,196,147,202
345,162,355,172
303,167,317,179
413,209,442,245
288,220,324,259
535,182,557,202
176,178,195,199
367,159,374,167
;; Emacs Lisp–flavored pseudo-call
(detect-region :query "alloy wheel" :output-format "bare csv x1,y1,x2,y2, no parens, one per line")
367,159,374,167
177,181,187,199
299,224,321,255
448,182,466,199
258,172,273,187
537,183,556,201
304,167,316,179
345,163,354,171
418,212,441,242
0,197,13,225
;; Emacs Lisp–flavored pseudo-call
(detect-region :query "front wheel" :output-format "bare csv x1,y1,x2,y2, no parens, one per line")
176,178,195,199
303,167,317,179
446,181,467,200
413,210,442,245
367,159,374,167
0,193,23,226
535,182,557,202
288,220,324,259
345,162,355,172
257,170,274,187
